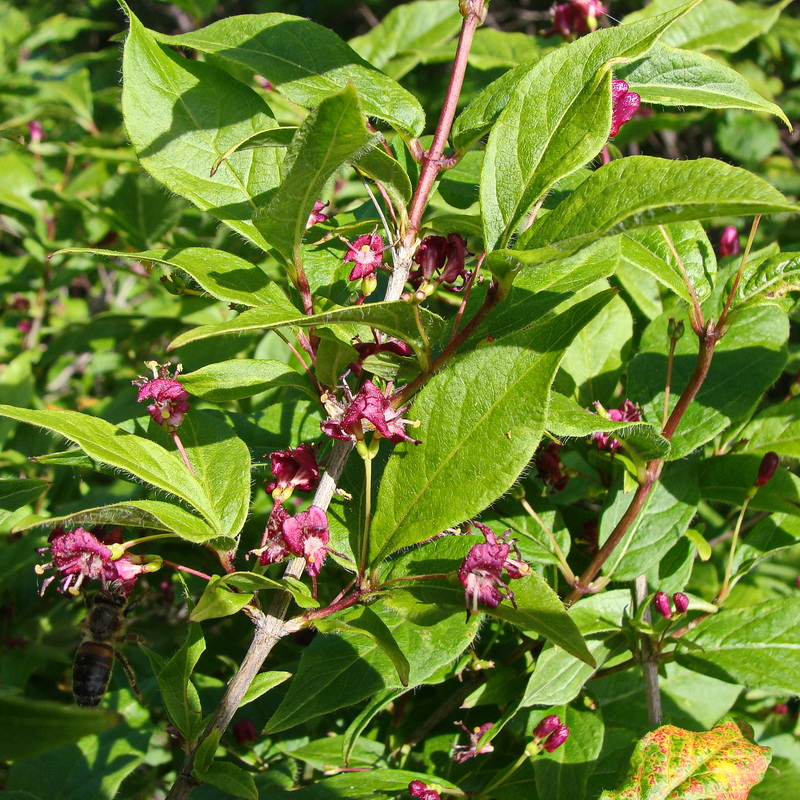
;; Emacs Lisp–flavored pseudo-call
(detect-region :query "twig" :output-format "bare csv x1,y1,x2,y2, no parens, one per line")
635,575,662,727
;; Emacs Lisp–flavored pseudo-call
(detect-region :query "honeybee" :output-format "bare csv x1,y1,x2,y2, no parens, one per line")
73,589,142,707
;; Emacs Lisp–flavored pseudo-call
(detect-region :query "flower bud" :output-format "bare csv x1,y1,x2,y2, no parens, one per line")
543,724,570,752
719,226,741,257
533,714,562,741
672,592,689,615
754,452,779,487
667,317,685,342
654,591,672,620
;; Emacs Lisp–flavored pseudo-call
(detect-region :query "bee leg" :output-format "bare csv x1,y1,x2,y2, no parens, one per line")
115,650,145,706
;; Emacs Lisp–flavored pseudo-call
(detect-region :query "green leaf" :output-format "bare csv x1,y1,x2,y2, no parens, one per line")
177,412,252,538
628,306,788,460
58,247,297,309
489,572,595,666
0,405,222,532
14,500,217,543
222,571,319,609
317,605,410,687
599,720,771,800
191,577,254,622
352,145,413,215
341,689,403,767
255,86,377,267
157,623,205,743
547,393,671,461
264,589,476,733
600,459,699,581
534,705,605,800
369,291,614,564
740,397,800,458
680,598,800,695
731,513,800,586
121,9,282,250
197,761,258,800
0,479,49,527
625,0,792,53
619,222,716,304
735,252,800,310
698,454,800,515
472,0,705,249
619,45,791,126
520,156,796,254
181,359,310,402
349,0,462,78
194,728,220,776
209,126,296,177
169,301,442,370
0,694,119,761
240,671,292,707
275,770,459,799
157,14,425,137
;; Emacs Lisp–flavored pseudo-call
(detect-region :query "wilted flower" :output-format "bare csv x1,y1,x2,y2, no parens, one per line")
534,442,569,492
343,233,388,281
282,505,331,577
754,451,779,488
133,363,190,431
458,523,530,612
321,380,420,445
408,780,441,800
453,721,494,763
35,527,148,596
265,444,320,501
348,334,413,377
719,226,741,257
672,592,689,615
654,591,672,620
610,79,641,137
306,201,329,228
546,0,607,39
591,399,642,452
233,718,258,745
248,503,293,566
410,234,469,290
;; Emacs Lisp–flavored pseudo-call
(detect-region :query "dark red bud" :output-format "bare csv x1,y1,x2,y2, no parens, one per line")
672,592,689,614
755,452,779,487
533,714,562,741
543,724,570,752
654,591,672,620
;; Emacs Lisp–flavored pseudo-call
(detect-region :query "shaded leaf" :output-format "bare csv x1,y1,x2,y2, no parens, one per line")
181,359,312,402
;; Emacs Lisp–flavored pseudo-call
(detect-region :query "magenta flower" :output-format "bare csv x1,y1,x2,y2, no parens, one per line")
133,364,190,430
410,234,469,290
719,225,741,257
265,444,320,500
755,451,779,487
534,442,569,492
543,724,570,752
533,714,562,741
610,79,641,137
282,505,331,577
453,721,494,763
35,527,146,596
672,592,689,615
233,718,258,745
654,591,672,620
322,380,421,445
248,503,293,567
306,201,329,229
592,399,642,452
458,523,530,612
408,780,441,800
28,120,44,144
546,0,607,39
343,233,388,281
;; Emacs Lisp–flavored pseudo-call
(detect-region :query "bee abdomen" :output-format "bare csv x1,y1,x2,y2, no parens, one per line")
73,641,115,707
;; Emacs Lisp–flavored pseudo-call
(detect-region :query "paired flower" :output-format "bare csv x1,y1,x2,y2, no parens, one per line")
35,526,153,596
458,522,530,613
534,442,569,493
265,444,320,502
321,380,421,445
531,714,570,753
408,780,441,800
410,234,470,291
546,0,607,39
452,721,494,763
591,399,642,453
610,79,641,137
343,233,389,282
249,503,333,578
133,363,190,431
